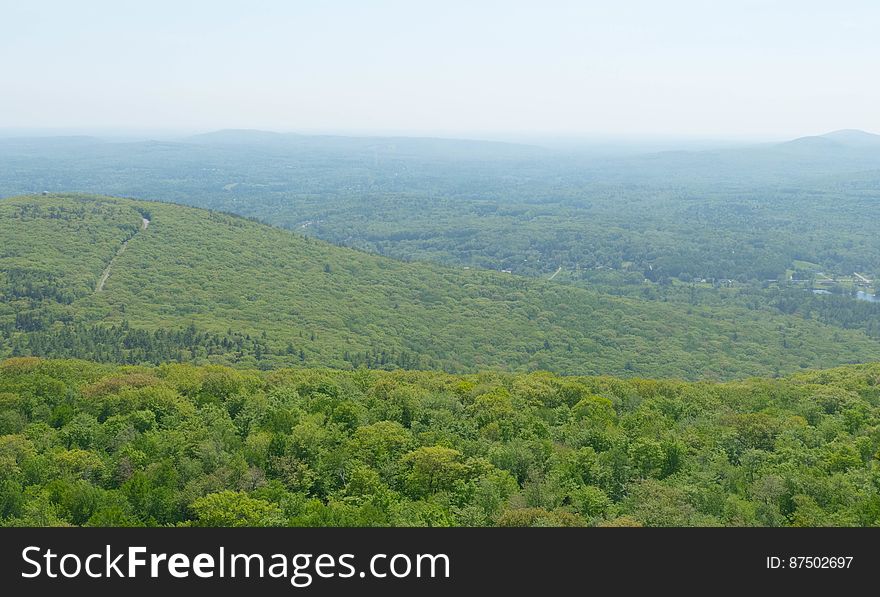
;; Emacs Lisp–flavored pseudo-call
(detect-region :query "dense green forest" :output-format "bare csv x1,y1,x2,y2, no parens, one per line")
2,130,879,285
1,133,880,529
3,357,880,527
3,194,880,380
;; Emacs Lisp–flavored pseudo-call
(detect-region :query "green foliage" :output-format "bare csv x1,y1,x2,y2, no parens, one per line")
3,132,880,286
3,357,880,527
190,490,284,527
2,194,880,380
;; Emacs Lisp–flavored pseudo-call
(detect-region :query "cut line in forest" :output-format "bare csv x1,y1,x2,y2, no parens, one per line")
95,217,150,293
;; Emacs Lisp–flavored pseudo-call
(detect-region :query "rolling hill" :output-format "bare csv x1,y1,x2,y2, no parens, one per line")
2,194,880,379
815,129,880,147
2,131,880,289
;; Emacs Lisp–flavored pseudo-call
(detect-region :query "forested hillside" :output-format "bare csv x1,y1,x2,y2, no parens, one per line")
3,357,880,527
3,194,880,379
1,131,878,284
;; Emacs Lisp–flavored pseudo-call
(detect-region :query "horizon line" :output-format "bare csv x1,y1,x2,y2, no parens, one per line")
0,126,876,145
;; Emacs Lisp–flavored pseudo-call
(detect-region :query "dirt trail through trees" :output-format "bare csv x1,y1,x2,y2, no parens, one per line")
95,217,149,293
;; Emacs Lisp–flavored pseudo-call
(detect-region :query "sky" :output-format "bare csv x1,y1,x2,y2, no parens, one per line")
1,0,878,139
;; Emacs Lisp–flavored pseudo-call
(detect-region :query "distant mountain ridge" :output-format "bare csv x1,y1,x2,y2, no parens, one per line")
181,128,546,158
184,129,290,144
784,129,880,149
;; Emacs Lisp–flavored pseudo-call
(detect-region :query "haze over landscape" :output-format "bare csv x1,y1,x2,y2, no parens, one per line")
2,1,880,531
3,0,880,138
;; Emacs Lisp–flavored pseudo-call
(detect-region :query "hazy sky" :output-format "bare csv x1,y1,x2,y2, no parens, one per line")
1,0,878,138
